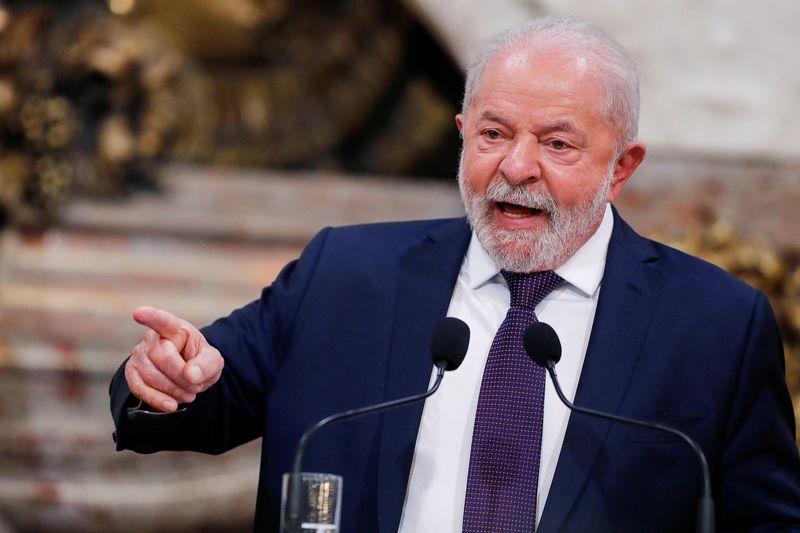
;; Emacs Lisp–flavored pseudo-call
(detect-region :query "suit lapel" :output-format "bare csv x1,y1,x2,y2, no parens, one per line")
538,210,665,533
376,218,471,533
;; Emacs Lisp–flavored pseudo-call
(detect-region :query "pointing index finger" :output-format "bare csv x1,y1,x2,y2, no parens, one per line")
133,306,188,352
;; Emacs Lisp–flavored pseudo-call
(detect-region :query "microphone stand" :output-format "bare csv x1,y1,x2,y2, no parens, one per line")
543,360,714,533
284,365,447,531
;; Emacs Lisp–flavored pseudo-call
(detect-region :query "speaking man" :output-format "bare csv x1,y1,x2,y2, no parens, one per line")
110,16,800,532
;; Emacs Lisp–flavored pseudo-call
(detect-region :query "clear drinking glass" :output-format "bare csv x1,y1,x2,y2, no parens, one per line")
280,472,343,533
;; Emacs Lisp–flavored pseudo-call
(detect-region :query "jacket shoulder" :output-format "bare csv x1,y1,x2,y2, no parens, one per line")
611,213,764,307
652,240,760,299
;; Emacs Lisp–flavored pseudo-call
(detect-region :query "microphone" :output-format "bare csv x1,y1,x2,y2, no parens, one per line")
523,322,714,533
284,317,470,530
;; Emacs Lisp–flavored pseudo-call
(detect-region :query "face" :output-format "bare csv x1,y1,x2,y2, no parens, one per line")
457,48,645,272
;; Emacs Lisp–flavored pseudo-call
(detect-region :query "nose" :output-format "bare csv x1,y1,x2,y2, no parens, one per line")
498,137,541,185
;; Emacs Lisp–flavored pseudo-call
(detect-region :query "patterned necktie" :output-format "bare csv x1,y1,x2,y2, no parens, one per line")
462,270,564,533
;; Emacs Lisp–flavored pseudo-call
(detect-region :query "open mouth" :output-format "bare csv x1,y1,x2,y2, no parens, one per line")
496,201,545,219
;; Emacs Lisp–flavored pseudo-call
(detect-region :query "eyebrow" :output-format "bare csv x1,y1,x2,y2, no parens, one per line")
477,112,584,139
539,120,581,136
478,111,512,127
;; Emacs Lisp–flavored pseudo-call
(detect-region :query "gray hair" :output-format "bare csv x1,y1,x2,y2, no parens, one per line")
461,16,640,146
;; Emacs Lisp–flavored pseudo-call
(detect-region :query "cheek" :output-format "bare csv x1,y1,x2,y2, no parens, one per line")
543,168,601,206
461,151,500,189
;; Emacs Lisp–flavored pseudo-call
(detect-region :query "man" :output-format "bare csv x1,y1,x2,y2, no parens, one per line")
110,16,800,532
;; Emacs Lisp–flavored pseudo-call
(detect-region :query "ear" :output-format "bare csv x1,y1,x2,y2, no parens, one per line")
608,141,646,202
455,114,464,134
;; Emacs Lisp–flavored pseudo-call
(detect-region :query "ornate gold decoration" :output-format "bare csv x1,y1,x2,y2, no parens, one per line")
131,0,413,167
0,5,184,225
0,1,462,226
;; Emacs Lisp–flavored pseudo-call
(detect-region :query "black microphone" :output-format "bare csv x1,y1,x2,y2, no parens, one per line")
284,317,470,531
523,322,714,533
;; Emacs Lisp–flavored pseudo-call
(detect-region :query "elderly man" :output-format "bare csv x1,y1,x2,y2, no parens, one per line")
110,16,800,532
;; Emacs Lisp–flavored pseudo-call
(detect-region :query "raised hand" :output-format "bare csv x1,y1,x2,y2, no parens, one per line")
125,306,224,412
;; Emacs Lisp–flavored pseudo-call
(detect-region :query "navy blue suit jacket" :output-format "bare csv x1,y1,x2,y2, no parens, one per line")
111,210,800,532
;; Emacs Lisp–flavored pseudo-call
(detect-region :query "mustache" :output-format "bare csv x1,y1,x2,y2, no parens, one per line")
482,179,558,212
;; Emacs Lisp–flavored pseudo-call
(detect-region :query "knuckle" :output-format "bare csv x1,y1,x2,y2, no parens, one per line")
126,361,144,388
185,383,199,394
130,342,145,362
158,337,173,350
147,345,166,367
135,383,147,400
128,375,145,400
166,383,189,403
124,361,135,386
143,330,158,350
157,338,180,359
163,383,186,400
149,345,176,373
161,359,185,382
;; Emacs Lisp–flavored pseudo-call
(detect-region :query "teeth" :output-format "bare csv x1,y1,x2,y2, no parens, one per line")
504,211,531,218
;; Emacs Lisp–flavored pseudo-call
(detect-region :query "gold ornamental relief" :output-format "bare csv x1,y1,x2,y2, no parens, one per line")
0,1,462,226
119,0,291,61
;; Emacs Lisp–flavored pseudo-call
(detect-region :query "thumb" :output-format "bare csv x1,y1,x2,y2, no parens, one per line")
182,345,224,387
184,361,204,385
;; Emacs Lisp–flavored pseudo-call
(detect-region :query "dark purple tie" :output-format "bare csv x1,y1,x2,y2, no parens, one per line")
462,270,564,532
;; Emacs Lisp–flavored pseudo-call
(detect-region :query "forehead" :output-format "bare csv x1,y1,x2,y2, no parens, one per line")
470,47,607,123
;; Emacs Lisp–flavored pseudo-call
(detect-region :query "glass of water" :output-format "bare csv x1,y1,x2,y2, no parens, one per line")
280,472,343,533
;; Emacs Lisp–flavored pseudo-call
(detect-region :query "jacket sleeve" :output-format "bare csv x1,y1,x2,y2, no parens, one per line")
717,291,800,530
109,227,332,455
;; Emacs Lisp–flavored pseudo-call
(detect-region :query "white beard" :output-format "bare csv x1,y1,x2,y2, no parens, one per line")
458,154,615,272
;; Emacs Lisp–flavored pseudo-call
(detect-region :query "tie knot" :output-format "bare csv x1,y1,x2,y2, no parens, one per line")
501,270,563,309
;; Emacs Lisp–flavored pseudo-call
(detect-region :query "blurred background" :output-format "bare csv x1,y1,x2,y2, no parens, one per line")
0,0,798,531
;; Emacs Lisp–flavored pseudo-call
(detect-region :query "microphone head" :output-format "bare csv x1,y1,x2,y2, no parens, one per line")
430,317,470,371
523,322,562,367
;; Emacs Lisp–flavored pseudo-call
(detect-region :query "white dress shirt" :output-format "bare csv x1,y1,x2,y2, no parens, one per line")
397,204,614,533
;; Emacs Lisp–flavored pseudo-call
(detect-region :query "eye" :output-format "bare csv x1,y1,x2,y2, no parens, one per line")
482,129,502,140
548,139,570,150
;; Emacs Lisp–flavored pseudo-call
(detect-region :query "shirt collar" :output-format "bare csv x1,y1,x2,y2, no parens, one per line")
465,203,614,298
